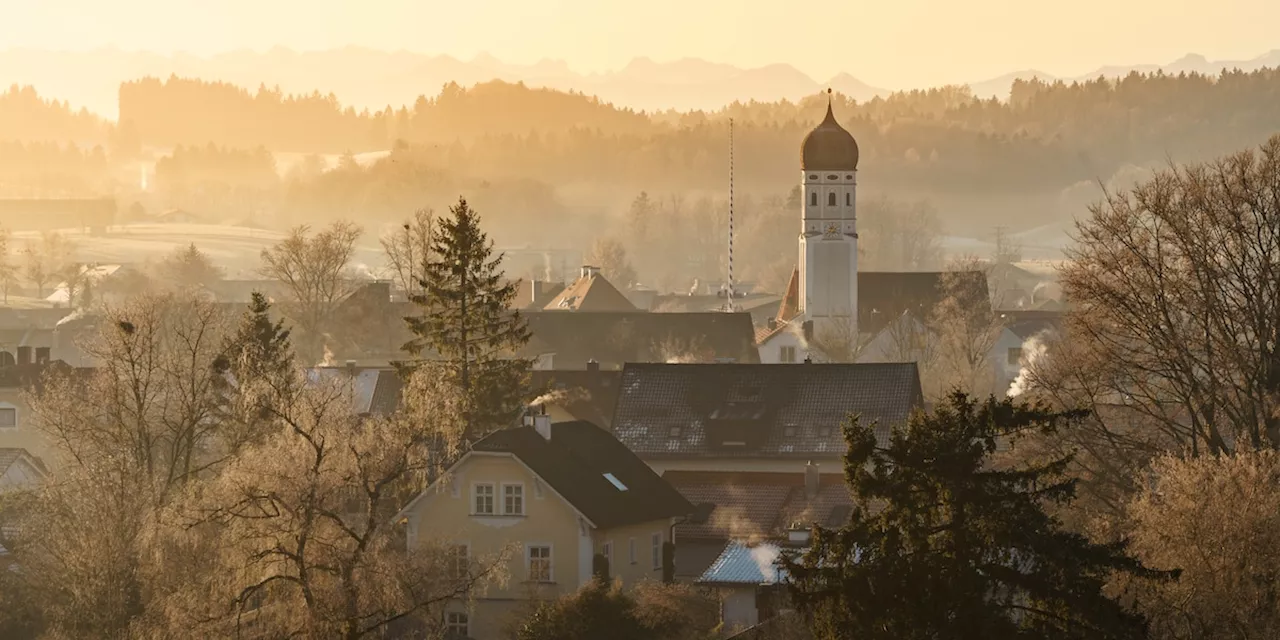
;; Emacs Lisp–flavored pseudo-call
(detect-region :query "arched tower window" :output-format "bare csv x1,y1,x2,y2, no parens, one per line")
828,192,836,206
846,193,851,206
810,192,818,207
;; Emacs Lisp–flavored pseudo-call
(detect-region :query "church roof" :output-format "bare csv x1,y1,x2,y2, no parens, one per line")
801,102,859,171
543,269,636,312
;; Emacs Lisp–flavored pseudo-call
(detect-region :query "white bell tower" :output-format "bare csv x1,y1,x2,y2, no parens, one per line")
798,90,860,338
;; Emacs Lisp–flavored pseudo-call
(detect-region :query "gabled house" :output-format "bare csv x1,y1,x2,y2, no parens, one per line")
612,362,923,474
0,447,47,490
543,266,636,312
394,419,694,640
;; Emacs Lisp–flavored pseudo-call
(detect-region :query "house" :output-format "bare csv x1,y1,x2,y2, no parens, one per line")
0,350,64,465
394,418,694,640
612,362,923,475
697,540,791,633
0,447,48,490
522,311,761,370
755,268,991,364
666,466,854,582
543,266,636,312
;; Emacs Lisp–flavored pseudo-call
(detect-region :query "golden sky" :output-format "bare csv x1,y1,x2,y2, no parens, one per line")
5,0,1279,87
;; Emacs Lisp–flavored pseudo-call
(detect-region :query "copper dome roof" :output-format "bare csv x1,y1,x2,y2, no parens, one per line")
801,103,859,171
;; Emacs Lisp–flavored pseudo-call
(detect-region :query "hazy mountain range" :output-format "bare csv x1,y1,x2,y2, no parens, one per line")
3,46,1280,120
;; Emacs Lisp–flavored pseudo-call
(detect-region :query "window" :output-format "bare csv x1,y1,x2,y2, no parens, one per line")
528,545,552,582
503,484,525,515
780,345,796,363
0,407,14,428
473,484,494,515
783,425,797,438
828,192,837,206
1007,347,1023,366
629,538,637,564
846,193,852,206
808,174,818,180
602,541,613,569
668,425,682,438
809,192,817,207
603,473,628,491
651,532,663,570
449,544,469,580
445,612,469,637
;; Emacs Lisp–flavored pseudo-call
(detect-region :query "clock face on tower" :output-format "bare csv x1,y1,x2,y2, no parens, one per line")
825,223,839,237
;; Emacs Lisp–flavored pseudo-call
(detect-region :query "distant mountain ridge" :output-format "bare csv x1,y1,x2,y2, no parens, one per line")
967,50,1280,99
2,46,1280,120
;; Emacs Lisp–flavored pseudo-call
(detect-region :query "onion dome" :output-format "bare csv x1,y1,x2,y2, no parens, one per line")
801,101,859,171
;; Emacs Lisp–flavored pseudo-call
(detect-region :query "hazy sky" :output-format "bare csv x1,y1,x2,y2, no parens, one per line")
6,0,1279,87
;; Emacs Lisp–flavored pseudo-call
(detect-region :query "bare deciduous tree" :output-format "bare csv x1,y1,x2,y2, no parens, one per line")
156,366,506,639
381,208,433,300
584,237,637,289
22,230,74,298
926,257,1004,399
1062,135,1280,454
260,221,362,361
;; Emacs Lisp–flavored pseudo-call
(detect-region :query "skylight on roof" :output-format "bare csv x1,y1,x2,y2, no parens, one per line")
603,473,628,491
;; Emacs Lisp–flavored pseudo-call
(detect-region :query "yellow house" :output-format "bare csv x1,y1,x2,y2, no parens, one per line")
395,418,694,640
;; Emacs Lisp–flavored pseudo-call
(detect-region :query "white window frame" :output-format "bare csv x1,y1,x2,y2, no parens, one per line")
0,403,17,430
651,532,663,570
629,537,637,565
502,483,525,516
450,542,470,580
527,543,553,583
472,483,495,515
444,611,469,637
780,345,796,363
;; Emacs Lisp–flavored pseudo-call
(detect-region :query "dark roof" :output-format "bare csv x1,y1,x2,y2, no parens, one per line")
1000,309,1064,342
614,363,923,458
858,271,990,334
523,311,761,370
530,369,624,429
801,103,859,171
674,540,730,580
665,470,854,541
472,421,694,529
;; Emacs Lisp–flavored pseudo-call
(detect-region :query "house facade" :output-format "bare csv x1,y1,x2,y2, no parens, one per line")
395,419,693,640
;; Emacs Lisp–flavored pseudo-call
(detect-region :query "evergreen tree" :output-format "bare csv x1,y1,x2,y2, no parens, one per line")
403,196,531,435
785,392,1170,640
217,292,297,444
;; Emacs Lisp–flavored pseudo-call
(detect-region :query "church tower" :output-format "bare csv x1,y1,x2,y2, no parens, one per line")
798,91,859,337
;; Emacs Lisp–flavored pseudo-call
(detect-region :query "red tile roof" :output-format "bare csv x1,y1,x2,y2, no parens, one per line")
544,272,636,312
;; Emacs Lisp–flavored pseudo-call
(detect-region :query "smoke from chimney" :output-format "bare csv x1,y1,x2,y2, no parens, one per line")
1007,331,1052,398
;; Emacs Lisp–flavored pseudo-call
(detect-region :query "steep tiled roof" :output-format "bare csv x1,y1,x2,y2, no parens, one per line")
697,541,786,585
666,470,854,541
523,311,760,370
544,272,636,312
530,369,624,429
472,421,693,529
614,363,922,458
776,268,801,324
858,271,990,334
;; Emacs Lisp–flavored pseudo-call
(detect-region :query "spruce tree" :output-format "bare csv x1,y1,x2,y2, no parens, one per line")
217,291,297,444
785,392,1170,640
403,196,531,436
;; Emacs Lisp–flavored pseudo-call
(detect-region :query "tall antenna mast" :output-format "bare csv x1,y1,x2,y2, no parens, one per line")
725,117,735,312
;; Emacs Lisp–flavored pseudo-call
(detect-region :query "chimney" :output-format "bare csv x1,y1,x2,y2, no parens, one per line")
802,320,814,342
787,525,812,546
531,280,541,304
581,265,600,279
345,359,357,376
586,359,599,373
804,460,819,500
16,346,31,366
533,412,552,441
35,347,50,365
767,318,777,330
